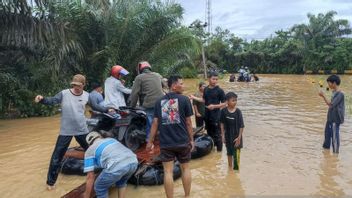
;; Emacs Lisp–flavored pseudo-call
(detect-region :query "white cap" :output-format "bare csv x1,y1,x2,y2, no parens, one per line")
86,131,101,145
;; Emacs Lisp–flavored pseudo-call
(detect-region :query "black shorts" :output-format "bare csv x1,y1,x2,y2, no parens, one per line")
226,143,242,156
195,116,204,128
160,144,191,163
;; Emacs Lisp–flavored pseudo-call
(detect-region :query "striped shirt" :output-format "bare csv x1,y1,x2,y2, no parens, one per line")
84,138,137,173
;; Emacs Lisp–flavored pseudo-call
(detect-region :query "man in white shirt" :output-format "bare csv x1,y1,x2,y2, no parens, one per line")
104,65,131,109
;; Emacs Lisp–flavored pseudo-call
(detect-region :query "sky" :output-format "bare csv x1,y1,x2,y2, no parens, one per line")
176,0,352,40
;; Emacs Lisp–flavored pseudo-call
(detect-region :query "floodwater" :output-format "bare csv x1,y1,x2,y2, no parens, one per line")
0,74,351,198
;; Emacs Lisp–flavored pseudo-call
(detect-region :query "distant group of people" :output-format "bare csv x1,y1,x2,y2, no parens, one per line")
229,66,259,82
34,60,345,197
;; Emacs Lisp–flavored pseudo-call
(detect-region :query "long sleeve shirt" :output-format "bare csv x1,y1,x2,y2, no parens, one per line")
88,90,108,112
130,70,164,108
40,89,89,136
104,76,131,109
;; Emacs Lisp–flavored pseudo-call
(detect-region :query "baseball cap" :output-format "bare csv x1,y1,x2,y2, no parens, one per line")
70,74,86,86
86,131,101,145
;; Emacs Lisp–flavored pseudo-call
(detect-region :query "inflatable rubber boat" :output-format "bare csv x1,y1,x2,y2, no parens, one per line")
60,129,214,185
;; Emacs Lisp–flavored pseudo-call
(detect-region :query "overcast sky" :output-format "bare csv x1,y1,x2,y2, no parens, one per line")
177,0,352,40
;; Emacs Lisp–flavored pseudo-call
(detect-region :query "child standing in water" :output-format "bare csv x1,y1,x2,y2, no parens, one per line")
220,92,244,170
318,75,345,153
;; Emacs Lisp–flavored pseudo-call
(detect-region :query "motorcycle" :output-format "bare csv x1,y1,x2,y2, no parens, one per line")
237,72,251,82
86,106,147,151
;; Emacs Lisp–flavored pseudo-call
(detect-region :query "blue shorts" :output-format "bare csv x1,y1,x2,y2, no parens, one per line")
94,163,138,198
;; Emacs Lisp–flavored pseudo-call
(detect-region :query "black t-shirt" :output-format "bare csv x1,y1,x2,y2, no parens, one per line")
220,108,245,148
203,86,225,121
154,92,194,148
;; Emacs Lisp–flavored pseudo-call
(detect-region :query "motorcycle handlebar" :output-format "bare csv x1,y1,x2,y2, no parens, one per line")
119,106,145,111
89,110,116,119
89,106,146,119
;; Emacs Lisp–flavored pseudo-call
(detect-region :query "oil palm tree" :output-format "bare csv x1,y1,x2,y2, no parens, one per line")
0,0,200,117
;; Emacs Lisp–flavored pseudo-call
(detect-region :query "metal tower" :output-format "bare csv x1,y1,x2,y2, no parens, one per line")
206,0,212,34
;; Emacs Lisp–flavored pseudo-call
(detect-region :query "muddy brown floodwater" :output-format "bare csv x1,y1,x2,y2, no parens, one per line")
0,75,351,197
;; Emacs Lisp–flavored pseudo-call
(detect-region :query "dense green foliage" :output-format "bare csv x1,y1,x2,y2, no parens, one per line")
204,11,352,74
1,2,351,118
0,0,200,117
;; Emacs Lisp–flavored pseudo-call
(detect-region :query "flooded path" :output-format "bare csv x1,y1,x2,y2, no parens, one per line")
0,75,351,197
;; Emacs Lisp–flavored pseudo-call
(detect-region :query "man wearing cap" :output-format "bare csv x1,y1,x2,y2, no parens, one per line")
83,131,138,198
89,82,108,113
34,74,91,190
130,61,164,140
104,65,132,110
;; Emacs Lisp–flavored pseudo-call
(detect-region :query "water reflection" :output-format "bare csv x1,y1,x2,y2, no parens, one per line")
316,150,344,196
0,75,351,197
226,171,245,197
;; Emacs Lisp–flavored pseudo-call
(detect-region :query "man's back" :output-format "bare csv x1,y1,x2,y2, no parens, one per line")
84,138,137,172
154,92,193,148
131,71,164,108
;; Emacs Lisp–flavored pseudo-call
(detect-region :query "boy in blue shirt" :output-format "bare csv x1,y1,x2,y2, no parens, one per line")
318,75,345,153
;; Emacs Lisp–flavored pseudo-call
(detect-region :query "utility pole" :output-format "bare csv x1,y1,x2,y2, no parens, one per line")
303,32,309,74
201,42,207,78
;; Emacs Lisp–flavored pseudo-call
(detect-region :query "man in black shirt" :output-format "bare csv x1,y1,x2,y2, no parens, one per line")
191,71,226,151
147,75,194,198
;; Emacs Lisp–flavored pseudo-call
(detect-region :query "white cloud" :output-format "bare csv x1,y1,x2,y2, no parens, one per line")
176,0,352,40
